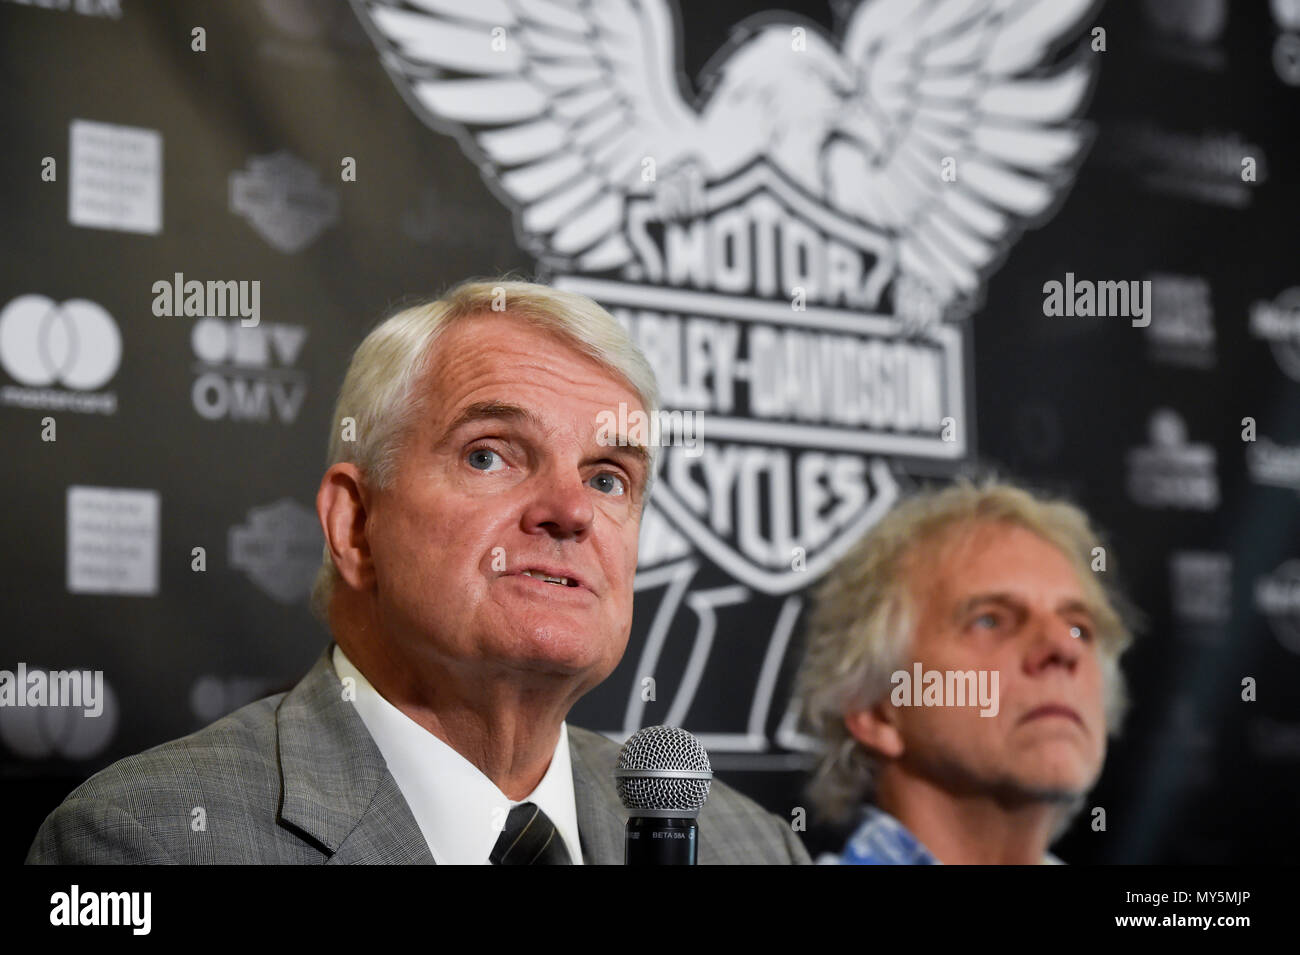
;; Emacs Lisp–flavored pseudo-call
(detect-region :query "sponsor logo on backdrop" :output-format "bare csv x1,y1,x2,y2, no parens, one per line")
2,0,121,19
1146,273,1216,368
190,317,307,424
67,486,159,595
1126,408,1219,510
190,674,278,722
1271,0,1300,85
1169,550,1231,630
0,667,118,760
228,499,321,604
1141,0,1227,70
1275,0,1300,32
68,119,161,234
1247,436,1300,493
0,295,120,413
229,151,339,253
1255,559,1300,654
353,0,1098,755
1249,287,1300,381
1104,122,1265,208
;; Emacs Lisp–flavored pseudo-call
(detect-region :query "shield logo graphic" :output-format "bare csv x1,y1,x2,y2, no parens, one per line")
552,160,968,594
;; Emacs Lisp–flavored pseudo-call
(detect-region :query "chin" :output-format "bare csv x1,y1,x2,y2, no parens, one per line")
507,624,611,675
1013,753,1100,798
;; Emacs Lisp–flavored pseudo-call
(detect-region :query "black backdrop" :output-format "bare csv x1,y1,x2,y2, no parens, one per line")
2,0,1298,864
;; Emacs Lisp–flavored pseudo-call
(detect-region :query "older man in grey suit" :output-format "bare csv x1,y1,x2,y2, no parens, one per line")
28,279,809,865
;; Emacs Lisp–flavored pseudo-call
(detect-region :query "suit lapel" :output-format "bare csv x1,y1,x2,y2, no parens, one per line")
277,646,637,865
567,726,627,865
276,644,434,864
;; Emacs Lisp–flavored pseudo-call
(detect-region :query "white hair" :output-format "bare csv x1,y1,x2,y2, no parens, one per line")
309,277,660,622
795,477,1140,824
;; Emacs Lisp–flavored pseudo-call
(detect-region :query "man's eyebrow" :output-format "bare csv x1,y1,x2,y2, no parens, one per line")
440,400,653,480
954,593,1099,621
597,437,652,480
1056,598,1097,620
442,401,544,439
954,592,1022,618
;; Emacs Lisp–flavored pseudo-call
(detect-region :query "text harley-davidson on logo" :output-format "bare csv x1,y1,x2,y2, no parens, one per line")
557,162,964,594
351,0,1098,596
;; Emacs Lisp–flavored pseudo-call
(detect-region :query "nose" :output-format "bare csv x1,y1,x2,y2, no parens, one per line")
1023,614,1082,676
519,460,595,542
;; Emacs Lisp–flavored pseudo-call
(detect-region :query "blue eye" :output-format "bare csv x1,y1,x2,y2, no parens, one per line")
973,613,999,629
590,472,626,496
467,448,504,472
1069,625,1092,641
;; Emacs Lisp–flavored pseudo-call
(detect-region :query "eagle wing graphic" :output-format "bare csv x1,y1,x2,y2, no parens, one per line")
829,0,1099,308
350,0,700,271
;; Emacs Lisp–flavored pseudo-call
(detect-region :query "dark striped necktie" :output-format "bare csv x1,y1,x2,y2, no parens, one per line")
490,801,573,865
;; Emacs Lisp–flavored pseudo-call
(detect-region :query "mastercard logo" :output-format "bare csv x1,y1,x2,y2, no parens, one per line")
0,670,118,761
0,295,121,390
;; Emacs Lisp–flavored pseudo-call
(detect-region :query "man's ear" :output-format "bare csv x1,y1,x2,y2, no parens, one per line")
317,464,376,592
844,700,905,760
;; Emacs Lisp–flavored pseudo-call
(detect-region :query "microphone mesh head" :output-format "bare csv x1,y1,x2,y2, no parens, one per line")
615,725,713,814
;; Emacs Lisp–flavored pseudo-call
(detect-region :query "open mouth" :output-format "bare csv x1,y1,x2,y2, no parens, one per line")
520,569,580,588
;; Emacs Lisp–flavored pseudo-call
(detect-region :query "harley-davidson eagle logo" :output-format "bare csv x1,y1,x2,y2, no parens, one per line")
348,0,1098,748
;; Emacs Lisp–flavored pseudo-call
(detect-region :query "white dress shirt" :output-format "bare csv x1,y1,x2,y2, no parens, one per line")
332,645,584,864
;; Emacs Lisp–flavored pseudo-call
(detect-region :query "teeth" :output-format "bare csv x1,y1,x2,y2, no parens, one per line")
522,570,572,586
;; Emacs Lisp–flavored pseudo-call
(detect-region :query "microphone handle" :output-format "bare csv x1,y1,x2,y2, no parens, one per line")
624,816,698,865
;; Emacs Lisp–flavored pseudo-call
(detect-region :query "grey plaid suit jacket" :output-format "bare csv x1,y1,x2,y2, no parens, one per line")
27,644,811,864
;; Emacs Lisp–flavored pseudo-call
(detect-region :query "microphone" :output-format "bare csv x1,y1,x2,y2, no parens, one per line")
613,725,713,865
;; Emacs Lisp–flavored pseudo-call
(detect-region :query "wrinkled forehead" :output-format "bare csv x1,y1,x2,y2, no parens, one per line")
415,314,642,425
399,317,651,482
907,519,1090,608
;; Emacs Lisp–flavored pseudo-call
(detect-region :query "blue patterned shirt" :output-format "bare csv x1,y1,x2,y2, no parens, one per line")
831,805,1064,865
